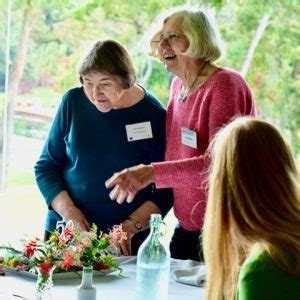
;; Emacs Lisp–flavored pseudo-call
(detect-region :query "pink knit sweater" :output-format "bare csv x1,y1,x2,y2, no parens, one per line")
152,67,256,231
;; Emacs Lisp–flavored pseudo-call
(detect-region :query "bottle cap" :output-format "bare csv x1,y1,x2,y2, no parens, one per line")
150,214,162,225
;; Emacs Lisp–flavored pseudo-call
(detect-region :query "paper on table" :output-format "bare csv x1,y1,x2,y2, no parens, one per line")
171,259,206,287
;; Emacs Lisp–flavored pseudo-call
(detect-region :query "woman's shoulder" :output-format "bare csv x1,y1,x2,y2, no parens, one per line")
61,86,84,103
142,88,166,112
238,250,300,299
241,250,277,274
241,249,298,278
209,67,247,85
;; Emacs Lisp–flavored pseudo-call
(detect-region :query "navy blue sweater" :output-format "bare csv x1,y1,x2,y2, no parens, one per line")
35,87,173,240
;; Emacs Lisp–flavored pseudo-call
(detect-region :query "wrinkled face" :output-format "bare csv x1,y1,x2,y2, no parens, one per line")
82,72,125,113
157,16,190,74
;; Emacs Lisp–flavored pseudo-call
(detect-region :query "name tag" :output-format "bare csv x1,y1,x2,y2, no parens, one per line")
181,127,197,149
126,121,153,142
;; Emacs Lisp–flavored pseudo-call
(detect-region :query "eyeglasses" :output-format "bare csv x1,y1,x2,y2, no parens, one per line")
153,32,186,45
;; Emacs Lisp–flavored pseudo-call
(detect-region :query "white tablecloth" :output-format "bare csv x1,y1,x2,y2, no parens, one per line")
0,257,204,300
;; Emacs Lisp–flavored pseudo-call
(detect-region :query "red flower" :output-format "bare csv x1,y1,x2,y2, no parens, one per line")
24,238,39,258
39,263,54,276
61,251,75,271
63,228,74,241
96,260,109,270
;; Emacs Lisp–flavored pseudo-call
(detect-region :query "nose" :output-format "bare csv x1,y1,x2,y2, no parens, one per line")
158,37,170,47
92,84,103,99
158,39,170,58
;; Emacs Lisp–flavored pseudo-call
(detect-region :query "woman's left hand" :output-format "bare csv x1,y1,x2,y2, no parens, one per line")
118,220,137,256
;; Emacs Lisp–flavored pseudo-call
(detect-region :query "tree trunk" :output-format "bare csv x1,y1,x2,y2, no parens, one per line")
2,0,32,189
140,57,153,85
240,14,269,77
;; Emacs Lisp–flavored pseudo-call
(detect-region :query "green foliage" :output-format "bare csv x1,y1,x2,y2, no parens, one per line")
1,0,299,154
217,0,299,153
144,59,170,105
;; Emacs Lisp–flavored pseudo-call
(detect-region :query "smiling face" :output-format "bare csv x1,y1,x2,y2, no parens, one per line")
157,16,190,75
82,72,125,113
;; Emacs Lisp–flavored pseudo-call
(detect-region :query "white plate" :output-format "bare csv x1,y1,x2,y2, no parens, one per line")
5,256,136,280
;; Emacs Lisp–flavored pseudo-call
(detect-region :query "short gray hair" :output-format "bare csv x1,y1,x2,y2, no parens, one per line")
78,40,136,88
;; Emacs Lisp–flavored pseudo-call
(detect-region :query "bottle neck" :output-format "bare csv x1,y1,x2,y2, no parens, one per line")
81,266,93,287
150,224,161,238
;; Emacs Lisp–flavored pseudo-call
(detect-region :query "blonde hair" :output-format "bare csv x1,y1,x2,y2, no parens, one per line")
203,117,300,300
149,6,222,61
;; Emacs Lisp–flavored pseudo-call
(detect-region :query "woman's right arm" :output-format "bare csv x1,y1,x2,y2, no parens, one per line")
34,92,90,230
51,191,90,231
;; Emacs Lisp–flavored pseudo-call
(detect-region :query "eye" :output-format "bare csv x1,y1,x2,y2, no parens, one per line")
167,33,177,39
100,82,111,87
84,81,93,87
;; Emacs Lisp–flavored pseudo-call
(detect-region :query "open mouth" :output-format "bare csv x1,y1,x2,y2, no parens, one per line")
164,53,176,60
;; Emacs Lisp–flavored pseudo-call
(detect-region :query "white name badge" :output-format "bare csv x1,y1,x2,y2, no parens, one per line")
181,127,197,149
126,121,153,142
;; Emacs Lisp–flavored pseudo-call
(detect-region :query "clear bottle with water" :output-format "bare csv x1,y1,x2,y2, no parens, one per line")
135,214,170,300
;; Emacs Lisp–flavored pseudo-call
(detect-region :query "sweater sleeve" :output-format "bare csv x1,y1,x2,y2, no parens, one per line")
146,109,173,217
153,71,256,189
34,94,70,207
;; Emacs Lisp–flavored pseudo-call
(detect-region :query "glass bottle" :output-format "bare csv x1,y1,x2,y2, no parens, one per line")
76,266,97,300
135,214,170,300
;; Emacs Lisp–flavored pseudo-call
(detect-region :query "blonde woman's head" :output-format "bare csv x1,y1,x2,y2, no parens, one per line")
149,6,222,62
203,116,300,300
210,116,299,241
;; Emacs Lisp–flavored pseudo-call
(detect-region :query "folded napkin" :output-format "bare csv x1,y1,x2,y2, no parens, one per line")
171,259,206,287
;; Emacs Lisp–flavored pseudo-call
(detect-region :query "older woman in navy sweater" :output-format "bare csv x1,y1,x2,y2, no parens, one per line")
34,40,173,255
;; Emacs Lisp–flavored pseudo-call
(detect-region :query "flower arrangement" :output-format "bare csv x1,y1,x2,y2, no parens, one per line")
0,222,127,276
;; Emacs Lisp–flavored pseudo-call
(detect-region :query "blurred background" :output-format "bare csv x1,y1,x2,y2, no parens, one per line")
0,0,299,248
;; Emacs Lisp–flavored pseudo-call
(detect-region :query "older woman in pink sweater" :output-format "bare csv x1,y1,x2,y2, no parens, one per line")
106,7,256,261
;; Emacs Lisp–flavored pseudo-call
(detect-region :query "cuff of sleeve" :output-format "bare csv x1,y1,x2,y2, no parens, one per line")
45,188,65,210
151,161,170,189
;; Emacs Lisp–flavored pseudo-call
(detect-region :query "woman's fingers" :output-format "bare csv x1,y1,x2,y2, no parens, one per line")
105,171,124,189
126,191,137,203
64,206,90,231
120,240,130,256
109,184,121,200
116,188,128,204
82,218,91,231
106,164,154,204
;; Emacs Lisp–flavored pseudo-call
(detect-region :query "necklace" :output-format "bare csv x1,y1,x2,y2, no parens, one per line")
177,61,206,102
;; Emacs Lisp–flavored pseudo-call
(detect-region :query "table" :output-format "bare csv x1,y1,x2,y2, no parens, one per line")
0,257,204,299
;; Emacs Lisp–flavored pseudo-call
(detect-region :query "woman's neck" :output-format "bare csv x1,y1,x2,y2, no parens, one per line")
178,59,212,87
118,84,145,109
177,60,218,94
